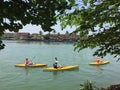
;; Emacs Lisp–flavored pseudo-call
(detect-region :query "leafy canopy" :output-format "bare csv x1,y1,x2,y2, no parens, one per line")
0,0,120,60
0,0,76,35
0,0,75,48
59,0,120,60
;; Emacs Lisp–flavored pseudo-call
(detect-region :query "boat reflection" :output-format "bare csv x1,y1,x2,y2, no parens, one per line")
52,67,79,76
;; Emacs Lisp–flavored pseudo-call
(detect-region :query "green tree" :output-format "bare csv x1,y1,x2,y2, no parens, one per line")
39,31,43,36
0,40,5,49
0,0,75,49
80,80,100,90
59,0,120,60
57,32,60,36
53,30,56,35
65,31,69,35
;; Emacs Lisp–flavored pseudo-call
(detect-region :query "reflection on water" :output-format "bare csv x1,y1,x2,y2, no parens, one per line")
52,71,64,76
4,40,74,45
24,67,30,75
90,65,106,72
95,66,102,71
52,67,80,76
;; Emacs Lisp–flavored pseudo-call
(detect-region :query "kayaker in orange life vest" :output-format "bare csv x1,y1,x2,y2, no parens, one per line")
96,57,100,63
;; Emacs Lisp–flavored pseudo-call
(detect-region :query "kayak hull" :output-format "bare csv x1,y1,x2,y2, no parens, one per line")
43,65,79,71
89,61,109,65
15,64,47,67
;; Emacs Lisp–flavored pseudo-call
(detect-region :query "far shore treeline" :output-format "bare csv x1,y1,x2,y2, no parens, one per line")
2,32,87,42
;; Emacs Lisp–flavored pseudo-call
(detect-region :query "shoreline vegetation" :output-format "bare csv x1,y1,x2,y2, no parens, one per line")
2,32,84,43
80,80,120,90
103,84,120,90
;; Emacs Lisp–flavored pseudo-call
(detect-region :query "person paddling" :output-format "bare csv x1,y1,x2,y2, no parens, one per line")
25,58,34,66
53,57,61,68
96,57,100,63
25,58,30,66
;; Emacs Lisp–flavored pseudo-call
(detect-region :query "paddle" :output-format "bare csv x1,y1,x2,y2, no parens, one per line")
57,61,63,68
31,56,35,60
30,56,35,64
54,57,63,68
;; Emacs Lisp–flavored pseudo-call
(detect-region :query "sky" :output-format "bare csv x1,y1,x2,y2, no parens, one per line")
20,24,75,34
6,23,76,35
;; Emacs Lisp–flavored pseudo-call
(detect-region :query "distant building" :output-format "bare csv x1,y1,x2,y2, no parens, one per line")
3,32,81,42
3,32,30,40
14,32,30,40
31,33,44,40
3,33,15,40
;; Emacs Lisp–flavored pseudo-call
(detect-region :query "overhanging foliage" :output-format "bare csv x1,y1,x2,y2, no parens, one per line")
59,0,120,60
0,0,75,49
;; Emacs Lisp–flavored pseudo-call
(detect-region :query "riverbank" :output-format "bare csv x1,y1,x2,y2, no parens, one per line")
103,84,120,90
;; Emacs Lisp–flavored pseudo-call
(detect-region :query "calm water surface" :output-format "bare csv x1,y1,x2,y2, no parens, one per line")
0,40,120,90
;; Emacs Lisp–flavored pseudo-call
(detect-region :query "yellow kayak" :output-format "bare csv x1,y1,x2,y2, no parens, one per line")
14,64,47,67
43,65,79,71
89,60,109,65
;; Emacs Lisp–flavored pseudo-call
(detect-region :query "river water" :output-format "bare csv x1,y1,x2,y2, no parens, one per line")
0,40,120,90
